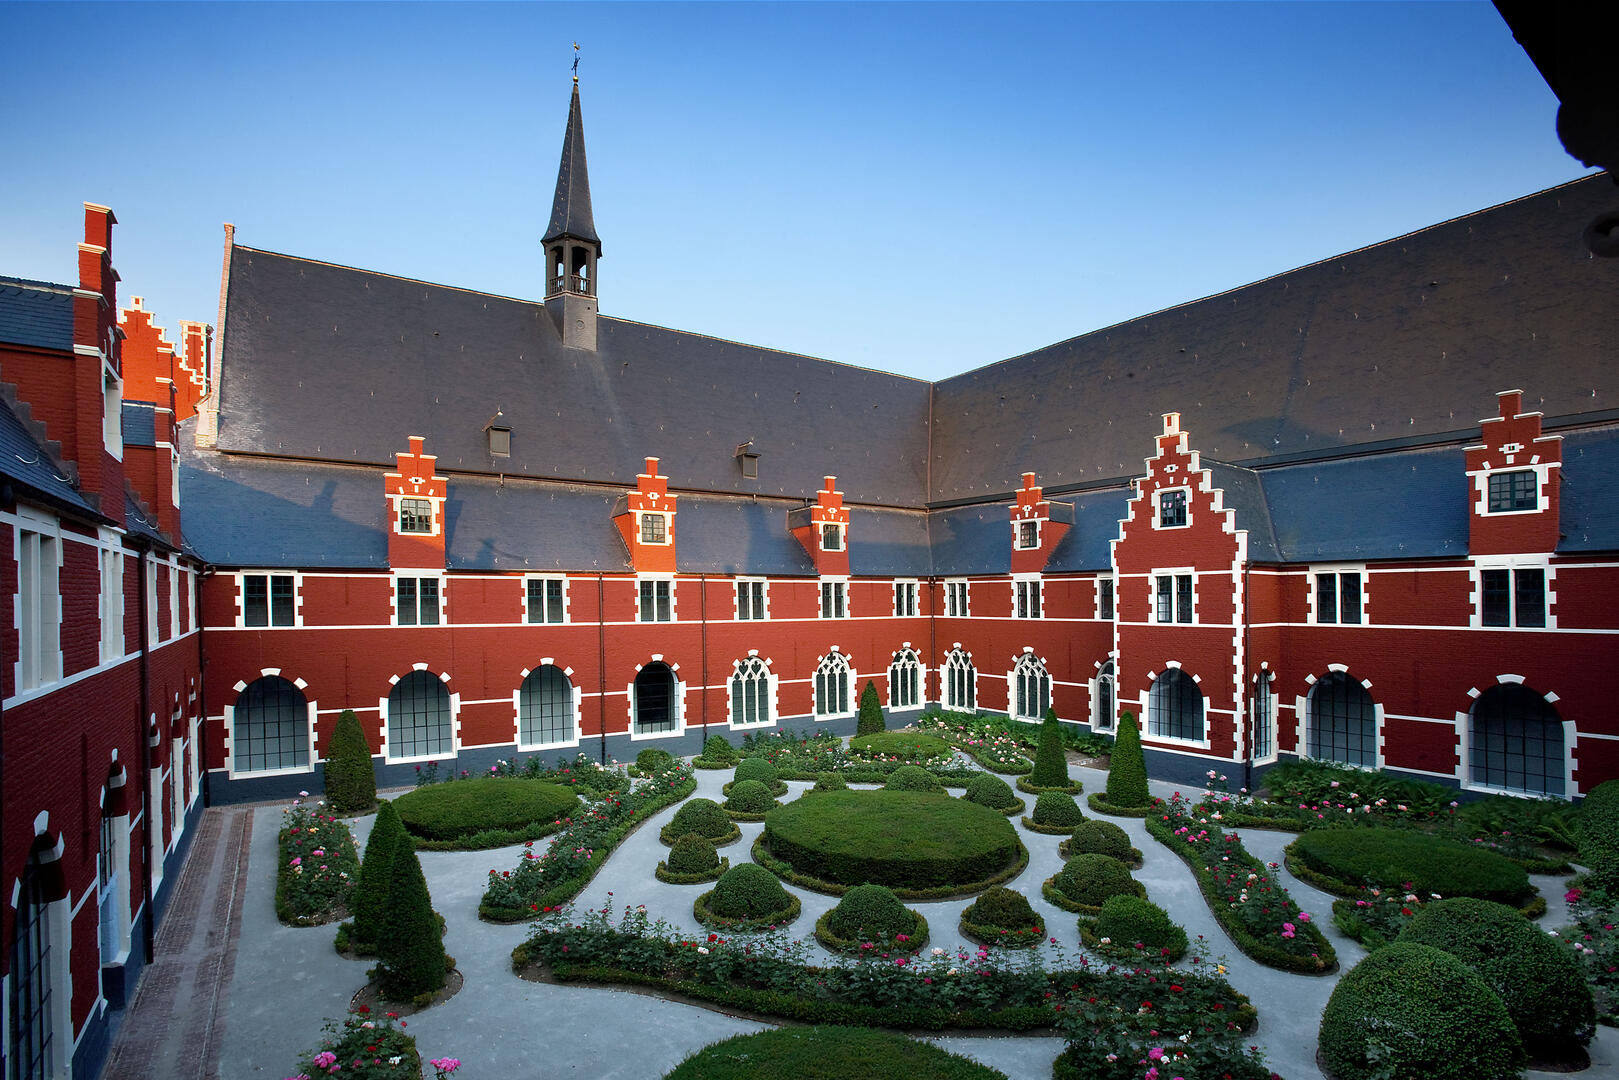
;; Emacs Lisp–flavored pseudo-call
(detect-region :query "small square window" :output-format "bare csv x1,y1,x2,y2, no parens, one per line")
527,578,565,624
1487,470,1538,513
945,580,969,618
1098,576,1114,620
1315,571,1364,625
1017,521,1038,549
640,514,667,544
1481,566,1546,628
639,578,672,622
397,577,440,626
894,581,918,617
1159,490,1187,528
243,573,296,628
1155,573,1192,623
399,498,433,534
737,580,767,621
1015,579,1042,619
821,580,848,618
822,524,843,552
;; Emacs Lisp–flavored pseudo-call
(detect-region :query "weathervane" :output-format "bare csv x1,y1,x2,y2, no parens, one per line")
572,41,580,83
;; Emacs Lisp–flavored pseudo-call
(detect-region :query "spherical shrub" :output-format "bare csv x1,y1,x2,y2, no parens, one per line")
725,779,777,814
701,735,738,762
636,747,675,775
965,773,1017,810
884,765,945,794
667,833,721,875
708,862,793,920
1069,819,1134,862
964,887,1039,930
826,884,916,942
1319,942,1524,1080
667,798,733,839
1053,854,1139,909
812,772,848,792
1397,897,1595,1057
1033,791,1084,828
733,758,778,786
1094,895,1187,958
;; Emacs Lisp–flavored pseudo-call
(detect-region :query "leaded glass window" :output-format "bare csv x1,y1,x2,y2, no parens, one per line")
1307,672,1376,767
388,670,452,759
233,676,310,772
519,665,574,746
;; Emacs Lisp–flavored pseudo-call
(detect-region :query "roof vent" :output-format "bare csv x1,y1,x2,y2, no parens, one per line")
485,411,511,458
735,440,760,479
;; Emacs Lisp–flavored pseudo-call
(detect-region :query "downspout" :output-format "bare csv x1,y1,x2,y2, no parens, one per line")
699,574,709,740
135,544,155,962
596,573,608,765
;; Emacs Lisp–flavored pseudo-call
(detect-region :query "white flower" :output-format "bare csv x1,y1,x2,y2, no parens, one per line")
299,790,310,797
697,946,709,955
389,1057,402,1066
931,947,945,956
1100,937,1111,944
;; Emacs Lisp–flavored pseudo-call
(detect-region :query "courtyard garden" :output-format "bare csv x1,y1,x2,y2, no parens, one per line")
258,712,1617,1080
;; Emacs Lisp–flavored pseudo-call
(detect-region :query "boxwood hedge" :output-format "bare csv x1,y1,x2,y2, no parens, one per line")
391,778,579,849
1288,828,1538,910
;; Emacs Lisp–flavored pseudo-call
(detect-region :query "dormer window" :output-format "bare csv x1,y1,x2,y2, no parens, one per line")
1487,470,1537,513
822,524,843,551
641,513,667,544
1017,521,1038,549
399,498,433,534
1158,489,1187,528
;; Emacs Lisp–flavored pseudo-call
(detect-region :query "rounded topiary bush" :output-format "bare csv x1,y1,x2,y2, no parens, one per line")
884,765,945,794
812,772,848,792
1031,790,1084,829
662,797,736,844
849,731,952,762
964,772,1018,811
701,735,738,762
725,778,777,814
1397,897,1594,1060
667,833,721,876
1067,819,1138,864
1090,894,1188,961
1048,853,1143,912
1102,712,1150,809
391,778,579,845
635,747,675,775
1292,828,1535,908
1319,942,1524,1080
826,884,917,942
961,887,1043,947
323,708,377,813
705,863,795,922
665,1027,1009,1080
733,757,779,786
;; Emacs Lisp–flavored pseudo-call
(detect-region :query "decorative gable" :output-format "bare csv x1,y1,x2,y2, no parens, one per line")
613,456,678,573
1465,389,1562,556
1009,472,1072,573
789,476,850,576
385,435,447,569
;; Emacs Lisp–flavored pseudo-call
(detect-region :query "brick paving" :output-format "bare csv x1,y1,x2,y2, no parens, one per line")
101,806,251,1080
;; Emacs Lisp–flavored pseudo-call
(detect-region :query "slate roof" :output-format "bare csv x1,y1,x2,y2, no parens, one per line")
1207,463,1279,563
123,401,158,448
445,478,626,573
847,508,932,577
929,174,1619,502
0,277,75,352
1557,427,1619,553
215,247,932,505
0,396,99,520
543,83,600,250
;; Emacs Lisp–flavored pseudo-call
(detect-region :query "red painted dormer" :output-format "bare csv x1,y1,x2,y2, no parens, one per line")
614,456,678,573
1010,472,1072,573
1465,389,1563,556
790,476,850,576
386,436,447,569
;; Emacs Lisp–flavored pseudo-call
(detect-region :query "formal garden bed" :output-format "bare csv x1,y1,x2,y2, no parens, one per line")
275,794,361,927
1076,895,1190,963
1059,819,1143,867
813,884,930,954
1041,853,1147,915
719,727,980,785
1283,827,1543,916
390,777,580,851
664,1027,1009,1080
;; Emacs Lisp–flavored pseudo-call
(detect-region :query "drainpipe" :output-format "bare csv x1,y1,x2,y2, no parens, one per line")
596,574,608,765
135,545,155,962
699,574,709,741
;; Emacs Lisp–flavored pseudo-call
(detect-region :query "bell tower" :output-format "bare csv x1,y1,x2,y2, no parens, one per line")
543,70,602,351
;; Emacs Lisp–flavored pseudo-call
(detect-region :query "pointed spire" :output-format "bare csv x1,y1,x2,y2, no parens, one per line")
543,80,601,254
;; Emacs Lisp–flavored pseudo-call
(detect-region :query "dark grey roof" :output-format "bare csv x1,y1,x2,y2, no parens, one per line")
123,489,173,548
1046,489,1134,573
444,478,628,572
178,443,389,568
542,83,600,250
1259,445,1470,562
930,174,1619,501
123,402,157,448
1558,427,1619,553
215,246,931,504
0,397,99,519
847,508,932,577
928,504,1009,576
1206,463,1280,563
675,495,816,576
0,277,74,352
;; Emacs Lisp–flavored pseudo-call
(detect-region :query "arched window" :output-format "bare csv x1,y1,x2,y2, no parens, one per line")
815,651,852,718
634,662,678,734
888,649,921,710
1149,668,1204,741
1470,684,1564,796
1093,660,1115,731
519,665,575,747
1252,672,1275,760
233,675,310,773
97,771,130,965
1307,672,1376,767
388,671,453,759
9,854,55,1079
730,657,771,727
1013,653,1050,721
944,649,975,711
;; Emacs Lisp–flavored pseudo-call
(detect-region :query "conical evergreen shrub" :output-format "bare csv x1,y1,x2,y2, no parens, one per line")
856,681,885,735
1105,711,1151,808
375,836,448,1002
323,709,376,813
350,799,405,952
1030,708,1069,787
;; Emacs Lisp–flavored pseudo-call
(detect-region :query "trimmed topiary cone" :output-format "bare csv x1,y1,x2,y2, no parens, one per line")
1030,708,1069,788
375,836,448,1002
323,709,377,813
350,799,405,951
1104,711,1151,808
856,680,885,735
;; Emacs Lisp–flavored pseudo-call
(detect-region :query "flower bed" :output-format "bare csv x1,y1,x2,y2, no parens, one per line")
276,794,360,927
1146,794,1336,973
1285,828,1542,914
914,715,1034,774
1556,884,1619,1026
286,1006,461,1079
478,763,695,922
513,902,1259,1035
847,731,953,762
1076,896,1189,963
813,910,931,955
665,1027,1008,1080
731,727,978,785
390,778,579,851
959,888,1045,949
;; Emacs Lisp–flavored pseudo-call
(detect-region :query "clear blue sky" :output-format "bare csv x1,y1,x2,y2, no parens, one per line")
0,1,1591,381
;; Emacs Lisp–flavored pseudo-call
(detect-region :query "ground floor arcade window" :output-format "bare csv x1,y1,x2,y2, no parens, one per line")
389,671,453,758
944,649,975,711
635,662,678,734
1013,653,1050,721
234,675,310,772
519,665,575,747
1148,668,1203,741
1470,683,1563,796
1307,671,1376,767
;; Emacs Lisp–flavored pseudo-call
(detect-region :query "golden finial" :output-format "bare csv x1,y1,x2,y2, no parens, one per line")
572,42,580,84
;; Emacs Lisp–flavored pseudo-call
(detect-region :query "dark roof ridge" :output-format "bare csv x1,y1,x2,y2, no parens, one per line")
596,315,931,384
941,171,1610,384
0,276,74,294
230,244,541,305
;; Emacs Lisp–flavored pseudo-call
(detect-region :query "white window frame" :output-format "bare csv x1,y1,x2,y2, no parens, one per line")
15,514,62,694
238,570,300,629
1013,574,1043,620
104,362,124,460
380,668,460,763
1009,650,1051,722
1471,463,1552,518
1091,658,1116,731
637,574,676,623
727,653,776,728
943,647,976,711
1095,574,1115,621
99,782,132,964
1153,569,1195,625
627,657,685,741
813,649,856,721
394,572,445,627
1471,557,1555,630
145,557,160,643
820,577,849,619
820,523,844,552
735,578,769,621
168,560,181,639
524,575,570,625
1155,487,1190,530
99,535,124,663
944,579,970,618
639,511,672,546
1015,519,1040,550
888,647,923,710
513,661,582,751
1251,668,1277,764
224,673,318,779
386,491,444,539
1147,664,1210,747
893,579,919,617
397,496,434,534
1309,565,1367,626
